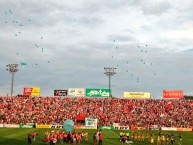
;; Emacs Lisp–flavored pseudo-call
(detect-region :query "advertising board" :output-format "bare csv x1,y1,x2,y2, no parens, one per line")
20,124,35,128
99,126,114,130
114,126,130,130
163,90,184,98
124,92,151,99
51,125,63,128
176,128,192,131
4,124,19,128
81,126,97,129
54,90,68,96
23,87,40,97
85,88,110,97
36,124,51,128
161,127,177,131
68,88,85,96
85,118,97,127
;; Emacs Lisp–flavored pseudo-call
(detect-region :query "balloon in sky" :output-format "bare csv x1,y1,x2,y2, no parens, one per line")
20,62,27,65
63,120,74,132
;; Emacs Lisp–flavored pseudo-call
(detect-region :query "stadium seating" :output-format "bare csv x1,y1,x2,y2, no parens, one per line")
0,96,193,128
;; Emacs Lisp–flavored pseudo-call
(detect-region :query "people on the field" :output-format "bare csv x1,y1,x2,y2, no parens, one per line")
157,134,161,145
93,133,97,145
49,133,54,145
59,131,64,144
178,133,182,145
99,133,103,145
28,133,32,145
33,131,38,141
171,133,175,144
141,132,144,141
146,131,149,142
166,133,169,145
121,134,127,144
43,130,89,144
126,132,130,141
45,131,50,144
150,133,154,145
85,131,88,141
120,132,123,140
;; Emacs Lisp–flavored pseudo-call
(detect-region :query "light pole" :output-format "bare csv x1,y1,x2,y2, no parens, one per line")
104,67,116,98
6,64,19,97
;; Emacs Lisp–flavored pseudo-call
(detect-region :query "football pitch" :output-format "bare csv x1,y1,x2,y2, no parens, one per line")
0,128,192,145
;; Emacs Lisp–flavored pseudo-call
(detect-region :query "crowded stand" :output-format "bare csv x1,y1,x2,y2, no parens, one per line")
0,96,193,128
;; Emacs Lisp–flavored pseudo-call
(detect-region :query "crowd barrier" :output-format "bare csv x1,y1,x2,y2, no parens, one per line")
0,124,192,131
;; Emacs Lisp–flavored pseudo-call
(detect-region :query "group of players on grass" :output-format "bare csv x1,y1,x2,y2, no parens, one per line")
44,130,88,145
27,130,182,145
28,129,104,145
28,130,88,145
120,131,182,145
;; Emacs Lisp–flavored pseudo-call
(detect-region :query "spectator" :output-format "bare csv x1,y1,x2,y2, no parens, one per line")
0,96,192,128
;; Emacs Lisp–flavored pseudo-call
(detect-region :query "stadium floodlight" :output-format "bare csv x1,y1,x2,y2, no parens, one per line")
6,64,19,97
104,67,116,98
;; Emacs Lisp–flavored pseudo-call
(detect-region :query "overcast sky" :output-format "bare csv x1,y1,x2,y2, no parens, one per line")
0,0,193,98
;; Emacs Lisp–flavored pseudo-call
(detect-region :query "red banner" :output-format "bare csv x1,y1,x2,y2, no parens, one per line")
163,90,184,98
23,88,33,96
76,116,86,121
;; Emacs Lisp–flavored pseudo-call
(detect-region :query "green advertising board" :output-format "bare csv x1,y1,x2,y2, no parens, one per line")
19,124,35,128
85,89,111,97
99,125,114,130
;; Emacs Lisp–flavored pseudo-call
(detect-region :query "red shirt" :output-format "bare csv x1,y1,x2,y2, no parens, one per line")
99,135,103,140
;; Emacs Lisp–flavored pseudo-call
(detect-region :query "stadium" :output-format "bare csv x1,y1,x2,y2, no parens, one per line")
0,89,193,145
1,0,193,145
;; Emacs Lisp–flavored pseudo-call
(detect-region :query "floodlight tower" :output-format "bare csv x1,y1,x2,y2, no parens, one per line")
6,64,19,97
104,67,116,98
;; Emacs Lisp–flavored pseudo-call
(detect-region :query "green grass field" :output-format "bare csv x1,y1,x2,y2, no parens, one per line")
0,128,192,145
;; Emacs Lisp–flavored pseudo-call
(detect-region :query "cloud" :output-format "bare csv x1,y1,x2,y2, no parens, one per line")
139,0,171,16
108,34,136,42
1,0,193,97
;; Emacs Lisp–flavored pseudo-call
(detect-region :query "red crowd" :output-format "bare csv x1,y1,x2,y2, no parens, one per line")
0,96,193,128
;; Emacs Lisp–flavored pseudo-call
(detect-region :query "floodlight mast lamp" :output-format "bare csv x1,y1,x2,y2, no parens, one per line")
6,64,19,97
104,67,116,98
